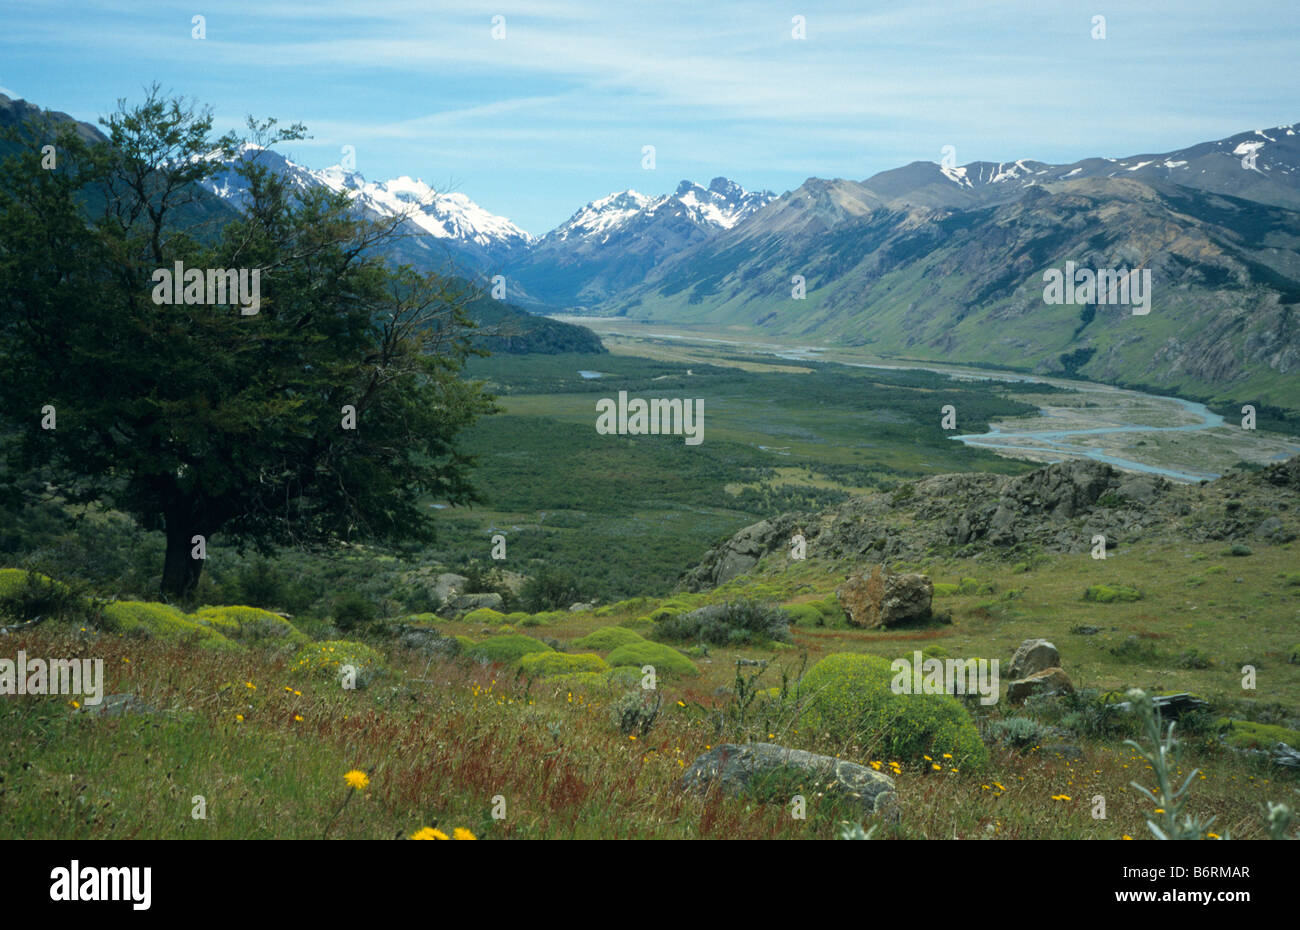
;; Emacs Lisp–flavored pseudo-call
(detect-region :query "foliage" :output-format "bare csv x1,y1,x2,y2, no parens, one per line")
654,599,791,646
465,634,554,665
1123,688,1220,840
605,641,699,677
795,653,988,769
571,626,647,651
1083,584,1143,603
518,651,609,678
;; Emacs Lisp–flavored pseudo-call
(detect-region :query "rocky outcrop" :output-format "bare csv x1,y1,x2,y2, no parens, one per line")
1007,667,1074,704
1007,639,1060,680
836,566,933,628
679,513,809,591
680,742,898,819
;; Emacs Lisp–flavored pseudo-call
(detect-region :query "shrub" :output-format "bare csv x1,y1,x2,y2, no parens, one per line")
1083,584,1142,603
546,672,611,695
572,626,647,651
795,653,988,768
605,666,643,688
292,640,384,686
462,608,507,626
1224,544,1253,557
194,605,309,645
465,634,553,665
988,716,1050,750
0,568,83,622
99,601,227,644
780,602,823,627
1284,573,1300,587
518,651,609,677
1175,648,1215,670
618,615,655,632
1108,635,1161,662
654,599,791,646
1218,719,1300,751
519,566,583,612
332,593,378,632
921,644,948,658
606,641,699,677
1289,644,1300,665
932,583,960,598
609,689,661,736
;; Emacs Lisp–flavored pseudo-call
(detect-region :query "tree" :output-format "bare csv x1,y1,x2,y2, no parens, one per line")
0,87,497,597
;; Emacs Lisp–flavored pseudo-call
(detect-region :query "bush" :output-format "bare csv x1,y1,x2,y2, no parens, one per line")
572,626,647,651
292,640,384,686
781,603,823,627
605,666,643,688
462,607,507,626
0,568,84,622
1175,648,1214,670
465,634,554,665
333,593,378,632
609,689,661,736
654,599,791,646
545,672,611,695
606,641,699,677
988,716,1050,750
99,601,229,645
1289,644,1300,665
795,653,988,768
1224,544,1253,557
519,566,583,612
619,615,655,632
1108,635,1161,662
194,605,310,645
1083,584,1143,603
932,583,960,598
518,651,609,678
1218,719,1300,751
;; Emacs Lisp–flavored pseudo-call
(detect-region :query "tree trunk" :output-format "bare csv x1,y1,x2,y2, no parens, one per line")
161,511,205,599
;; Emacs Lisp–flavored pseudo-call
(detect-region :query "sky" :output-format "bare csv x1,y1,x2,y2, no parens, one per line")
2,0,1297,235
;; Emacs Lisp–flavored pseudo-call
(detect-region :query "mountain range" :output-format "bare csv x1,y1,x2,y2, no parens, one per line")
4,91,1298,412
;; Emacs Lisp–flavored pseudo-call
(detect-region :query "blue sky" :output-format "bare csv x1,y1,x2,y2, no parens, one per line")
3,0,1297,235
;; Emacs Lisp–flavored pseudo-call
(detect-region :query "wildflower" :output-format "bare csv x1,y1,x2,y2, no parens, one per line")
294,714,304,722
676,701,685,707
1051,794,1071,801
931,763,941,771
453,828,476,840
69,700,80,709
1207,832,1220,839
628,734,637,741
235,714,244,722
245,681,255,690
1122,834,1133,840
942,753,952,759
344,770,370,791
410,827,449,840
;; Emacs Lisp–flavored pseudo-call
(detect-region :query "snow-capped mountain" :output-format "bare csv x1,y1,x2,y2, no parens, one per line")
544,177,775,245
198,145,533,268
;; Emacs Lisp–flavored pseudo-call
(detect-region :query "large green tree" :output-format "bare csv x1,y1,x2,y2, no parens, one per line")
0,88,496,597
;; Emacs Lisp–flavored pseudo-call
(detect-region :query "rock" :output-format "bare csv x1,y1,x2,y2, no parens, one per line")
1007,639,1061,680
1111,692,1208,719
432,572,468,607
836,566,933,628
394,624,461,658
79,693,159,718
1006,667,1073,704
678,514,805,590
445,592,502,614
680,742,898,820
568,601,596,612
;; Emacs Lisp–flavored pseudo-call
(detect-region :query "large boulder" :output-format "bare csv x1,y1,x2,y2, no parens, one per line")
442,592,503,617
432,572,468,606
1007,667,1074,704
836,566,933,628
680,742,898,820
1007,638,1061,680
678,514,806,591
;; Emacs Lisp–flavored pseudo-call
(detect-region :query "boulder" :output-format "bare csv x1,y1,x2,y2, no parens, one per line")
1007,638,1061,680
836,566,933,628
680,742,898,820
394,624,461,658
432,572,468,607
445,592,502,614
1007,667,1074,704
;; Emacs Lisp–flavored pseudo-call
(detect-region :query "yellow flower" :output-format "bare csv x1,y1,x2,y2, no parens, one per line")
452,828,476,840
942,753,952,759
410,827,448,840
1207,832,1220,839
1122,834,1133,840
931,763,941,771
1154,808,1165,814
1051,794,1071,801
628,734,637,741
245,681,255,689
235,714,244,722
294,714,303,722
923,755,932,761
344,770,370,790
69,700,80,709
677,700,685,707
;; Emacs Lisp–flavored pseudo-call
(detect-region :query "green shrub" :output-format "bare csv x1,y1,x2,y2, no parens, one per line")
795,653,988,768
462,607,507,626
780,603,823,627
654,599,791,646
1283,573,1300,587
1108,635,1161,662
292,640,384,685
194,605,309,645
1288,644,1300,665
606,641,699,677
1224,544,1253,557
572,626,647,651
604,666,643,688
100,601,227,644
609,689,661,736
332,592,378,632
1083,584,1143,603
518,651,609,677
1218,719,1300,751
619,615,655,632
0,568,83,622
453,635,477,651
812,596,848,627
1174,648,1215,670
465,634,553,665
921,644,948,658
932,583,960,598
546,672,611,694
988,716,1050,749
